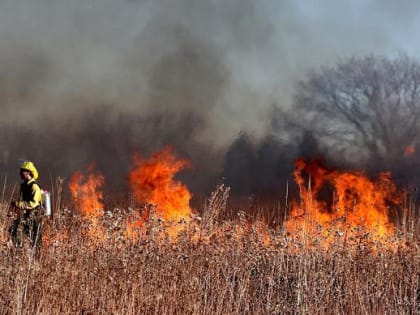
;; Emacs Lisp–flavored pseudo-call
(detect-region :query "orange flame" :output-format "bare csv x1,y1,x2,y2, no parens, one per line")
125,219,144,243
125,206,149,242
286,158,400,249
128,147,193,238
69,164,105,239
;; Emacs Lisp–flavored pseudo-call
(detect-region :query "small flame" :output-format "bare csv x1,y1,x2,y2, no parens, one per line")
255,222,271,246
125,218,145,242
125,206,149,242
69,164,105,238
128,147,193,238
404,145,415,157
286,158,400,249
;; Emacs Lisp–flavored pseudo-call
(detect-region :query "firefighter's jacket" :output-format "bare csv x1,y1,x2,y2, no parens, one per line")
17,178,42,210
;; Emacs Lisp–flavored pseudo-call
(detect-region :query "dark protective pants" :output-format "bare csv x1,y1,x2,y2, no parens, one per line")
9,208,43,248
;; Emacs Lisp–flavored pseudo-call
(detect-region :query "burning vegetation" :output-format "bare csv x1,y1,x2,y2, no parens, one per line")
68,164,105,220
286,158,400,249
63,148,416,251
2,53,420,313
126,147,193,240
0,146,418,314
68,164,105,240
128,147,192,222
1,1,420,310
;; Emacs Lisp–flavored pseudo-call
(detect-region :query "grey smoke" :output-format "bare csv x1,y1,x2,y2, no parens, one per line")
1,0,420,197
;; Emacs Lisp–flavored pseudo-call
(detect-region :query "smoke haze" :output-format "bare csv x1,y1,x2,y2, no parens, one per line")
1,0,420,196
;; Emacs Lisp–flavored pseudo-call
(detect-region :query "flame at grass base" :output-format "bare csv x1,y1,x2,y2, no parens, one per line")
69,164,105,239
127,147,193,239
285,158,401,248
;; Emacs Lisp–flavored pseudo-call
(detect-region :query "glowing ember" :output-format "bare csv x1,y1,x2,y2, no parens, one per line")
286,158,400,248
125,206,149,242
128,147,193,237
254,222,271,246
69,164,105,223
404,145,415,156
125,219,144,242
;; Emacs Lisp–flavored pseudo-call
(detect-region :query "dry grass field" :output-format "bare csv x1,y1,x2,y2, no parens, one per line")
0,187,418,315
0,152,418,314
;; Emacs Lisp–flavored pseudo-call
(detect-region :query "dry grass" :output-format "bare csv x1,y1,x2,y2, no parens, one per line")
0,190,418,315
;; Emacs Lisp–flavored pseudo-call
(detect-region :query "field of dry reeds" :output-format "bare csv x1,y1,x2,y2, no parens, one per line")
0,181,418,315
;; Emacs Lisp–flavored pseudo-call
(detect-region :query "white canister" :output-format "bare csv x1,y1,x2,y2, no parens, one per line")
42,190,52,216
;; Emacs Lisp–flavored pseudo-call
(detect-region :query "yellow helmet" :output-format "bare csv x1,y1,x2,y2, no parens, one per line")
20,161,39,180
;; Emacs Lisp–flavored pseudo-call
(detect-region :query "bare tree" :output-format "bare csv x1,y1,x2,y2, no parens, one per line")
292,54,420,165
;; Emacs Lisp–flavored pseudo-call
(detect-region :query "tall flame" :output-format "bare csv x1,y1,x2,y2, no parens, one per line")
128,147,193,236
69,164,105,223
286,158,400,248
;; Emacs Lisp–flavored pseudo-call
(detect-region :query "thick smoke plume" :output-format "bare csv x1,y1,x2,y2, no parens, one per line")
2,1,420,199
0,0,269,193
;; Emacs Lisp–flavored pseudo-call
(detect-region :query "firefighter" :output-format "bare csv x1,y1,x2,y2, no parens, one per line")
9,161,43,247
